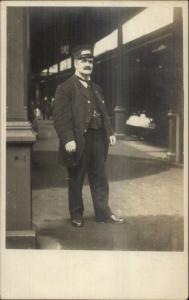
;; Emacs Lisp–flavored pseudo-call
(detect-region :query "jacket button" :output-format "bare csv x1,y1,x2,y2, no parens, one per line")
84,129,87,133
87,101,91,103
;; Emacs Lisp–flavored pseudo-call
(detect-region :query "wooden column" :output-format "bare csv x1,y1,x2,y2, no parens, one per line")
114,22,126,139
6,7,37,248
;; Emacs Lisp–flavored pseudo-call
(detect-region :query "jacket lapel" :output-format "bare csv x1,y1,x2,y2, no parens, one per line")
72,75,106,113
72,75,91,100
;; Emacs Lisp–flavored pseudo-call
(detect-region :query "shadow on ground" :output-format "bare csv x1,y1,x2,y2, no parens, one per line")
36,215,184,251
32,151,170,190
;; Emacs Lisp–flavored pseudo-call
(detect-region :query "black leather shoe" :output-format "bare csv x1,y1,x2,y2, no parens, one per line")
71,218,84,227
97,214,125,224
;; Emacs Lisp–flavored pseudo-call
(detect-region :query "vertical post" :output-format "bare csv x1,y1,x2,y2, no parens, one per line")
114,21,126,139
167,110,176,161
174,8,184,164
167,8,183,164
6,7,37,248
175,113,181,164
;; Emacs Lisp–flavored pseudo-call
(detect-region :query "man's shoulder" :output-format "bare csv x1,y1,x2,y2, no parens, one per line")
56,75,75,91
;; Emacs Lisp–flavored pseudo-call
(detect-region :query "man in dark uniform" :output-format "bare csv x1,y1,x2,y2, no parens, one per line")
53,45,124,227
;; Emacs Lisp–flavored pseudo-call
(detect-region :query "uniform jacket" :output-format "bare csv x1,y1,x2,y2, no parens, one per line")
53,74,114,167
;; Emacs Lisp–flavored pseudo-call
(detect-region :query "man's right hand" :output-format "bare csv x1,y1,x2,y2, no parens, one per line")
65,140,77,153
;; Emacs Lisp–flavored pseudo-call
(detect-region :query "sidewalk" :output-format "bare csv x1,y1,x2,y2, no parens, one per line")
32,120,184,251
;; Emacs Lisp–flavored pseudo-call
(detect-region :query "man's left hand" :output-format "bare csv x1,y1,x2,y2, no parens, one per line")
109,135,116,146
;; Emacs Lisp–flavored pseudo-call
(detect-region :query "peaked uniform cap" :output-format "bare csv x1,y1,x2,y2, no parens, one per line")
72,44,94,59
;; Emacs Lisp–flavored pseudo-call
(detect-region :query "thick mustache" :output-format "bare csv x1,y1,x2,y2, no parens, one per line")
84,67,92,70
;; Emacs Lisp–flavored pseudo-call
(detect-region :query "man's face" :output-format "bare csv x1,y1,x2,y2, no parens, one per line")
74,58,94,76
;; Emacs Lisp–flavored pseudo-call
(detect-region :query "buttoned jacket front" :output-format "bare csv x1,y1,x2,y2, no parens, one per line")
53,74,114,166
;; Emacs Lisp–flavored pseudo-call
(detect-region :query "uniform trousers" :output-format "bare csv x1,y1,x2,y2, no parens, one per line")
67,128,112,221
